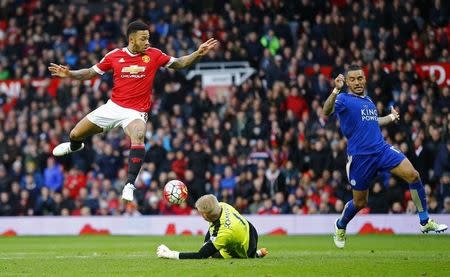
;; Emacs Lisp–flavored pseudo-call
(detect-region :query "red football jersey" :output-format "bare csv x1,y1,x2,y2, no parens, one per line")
92,47,173,112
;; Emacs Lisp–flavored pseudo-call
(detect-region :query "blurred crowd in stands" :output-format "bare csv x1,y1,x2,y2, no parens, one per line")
0,0,449,216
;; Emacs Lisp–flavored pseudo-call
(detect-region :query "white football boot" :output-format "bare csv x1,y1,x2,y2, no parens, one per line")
121,183,135,201
420,219,448,233
333,219,346,249
52,142,85,157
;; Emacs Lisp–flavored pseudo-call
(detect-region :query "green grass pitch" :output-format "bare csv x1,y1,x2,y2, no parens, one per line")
0,235,449,276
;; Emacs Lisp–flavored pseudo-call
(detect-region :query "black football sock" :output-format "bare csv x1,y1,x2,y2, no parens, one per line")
126,144,146,185
70,139,83,151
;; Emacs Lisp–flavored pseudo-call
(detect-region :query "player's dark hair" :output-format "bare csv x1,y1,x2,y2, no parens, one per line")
345,64,363,77
126,21,149,40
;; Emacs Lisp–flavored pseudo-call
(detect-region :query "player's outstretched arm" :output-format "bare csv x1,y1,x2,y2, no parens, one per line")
378,106,400,126
157,241,219,259
168,38,219,70
48,63,98,80
323,74,344,116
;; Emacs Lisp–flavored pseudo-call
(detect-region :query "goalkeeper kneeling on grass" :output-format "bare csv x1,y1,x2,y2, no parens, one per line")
157,194,268,259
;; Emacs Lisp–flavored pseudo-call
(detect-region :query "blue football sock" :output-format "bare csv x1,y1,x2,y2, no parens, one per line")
337,200,359,229
409,180,429,225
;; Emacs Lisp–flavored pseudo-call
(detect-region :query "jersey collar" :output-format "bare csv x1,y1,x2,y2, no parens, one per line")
348,92,366,98
211,208,223,226
123,47,139,57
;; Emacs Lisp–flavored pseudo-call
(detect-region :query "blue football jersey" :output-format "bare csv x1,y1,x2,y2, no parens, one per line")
334,92,386,155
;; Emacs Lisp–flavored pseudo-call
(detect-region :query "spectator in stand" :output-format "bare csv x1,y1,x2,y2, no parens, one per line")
43,157,64,192
258,198,280,215
171,151,188,180
368,182,389,213
260,29,280,56
435,174,450,211
386,177,404,211
248,193,263,214
95,143,121,181
64,168,87,200
0,192,13,216
442,197,450,214
265,162,286,198
433,140,450,181
220,166,237,192
34,187,54,215
0,164,11,192
285,86,308,120
185,169,206,205
274,192,289,214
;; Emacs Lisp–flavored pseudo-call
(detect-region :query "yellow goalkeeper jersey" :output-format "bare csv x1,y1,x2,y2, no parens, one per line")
208,202,250,258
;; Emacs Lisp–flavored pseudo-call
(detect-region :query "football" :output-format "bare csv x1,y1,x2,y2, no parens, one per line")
163,180,188,205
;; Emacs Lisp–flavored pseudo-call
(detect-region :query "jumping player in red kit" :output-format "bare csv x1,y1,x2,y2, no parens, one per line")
48,21,218,202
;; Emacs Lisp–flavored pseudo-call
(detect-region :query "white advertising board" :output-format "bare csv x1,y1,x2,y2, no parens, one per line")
0,215,449,236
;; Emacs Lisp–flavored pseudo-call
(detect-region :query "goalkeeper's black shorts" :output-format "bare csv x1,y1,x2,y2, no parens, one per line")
247,221,259,258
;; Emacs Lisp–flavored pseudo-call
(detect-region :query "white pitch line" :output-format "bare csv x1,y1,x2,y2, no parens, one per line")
55,255,92,259
54,254,151,259
0,252,57,256
0,253,150,259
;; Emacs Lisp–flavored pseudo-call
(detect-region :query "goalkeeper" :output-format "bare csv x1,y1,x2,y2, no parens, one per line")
157,194,268,259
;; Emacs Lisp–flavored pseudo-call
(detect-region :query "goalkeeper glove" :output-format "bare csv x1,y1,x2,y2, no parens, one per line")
157,244,180,259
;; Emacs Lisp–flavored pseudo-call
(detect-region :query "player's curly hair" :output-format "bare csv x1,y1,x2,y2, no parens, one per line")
126,20,149,40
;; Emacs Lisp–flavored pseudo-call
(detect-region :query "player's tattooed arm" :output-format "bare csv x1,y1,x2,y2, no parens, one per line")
68,68,98,80
378,107,400,126
48,63,97,80
168,51,202,70
323,74,344,116
323,91,339,116
168,38,219,70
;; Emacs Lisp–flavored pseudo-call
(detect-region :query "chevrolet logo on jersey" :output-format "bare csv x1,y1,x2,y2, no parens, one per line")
121,65,146,74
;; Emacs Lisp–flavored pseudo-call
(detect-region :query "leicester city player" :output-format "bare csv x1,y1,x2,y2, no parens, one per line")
156,194,268,259
323,65,448,249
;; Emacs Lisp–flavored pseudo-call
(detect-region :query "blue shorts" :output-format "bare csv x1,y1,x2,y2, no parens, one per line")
346,144,406,191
